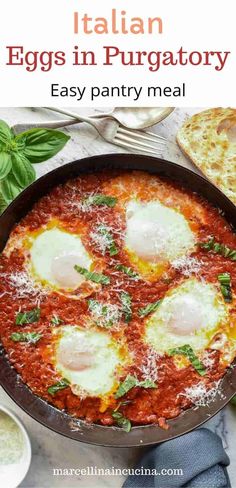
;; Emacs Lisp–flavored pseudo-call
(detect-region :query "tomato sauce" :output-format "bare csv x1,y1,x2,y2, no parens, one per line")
0,170,235,429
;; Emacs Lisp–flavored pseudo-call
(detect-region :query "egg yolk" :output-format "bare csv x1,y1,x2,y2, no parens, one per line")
57,333,93,371
51,254,87,289
168,295,204,336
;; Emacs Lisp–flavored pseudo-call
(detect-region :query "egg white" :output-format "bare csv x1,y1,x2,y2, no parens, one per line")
145,278,228,354
125,200,195,279
29,227,92,291
53,326,127,398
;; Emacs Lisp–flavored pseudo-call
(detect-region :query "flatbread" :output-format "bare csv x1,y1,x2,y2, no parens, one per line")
177,108,236,204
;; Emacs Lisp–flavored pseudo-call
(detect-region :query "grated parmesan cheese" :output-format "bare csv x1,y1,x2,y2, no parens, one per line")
201,350,215,369
89,299,122,328
138,348,159,382
1,271,48,301
0,411,24,465
90,225,113,255
180,380,223,407
172,256,202,276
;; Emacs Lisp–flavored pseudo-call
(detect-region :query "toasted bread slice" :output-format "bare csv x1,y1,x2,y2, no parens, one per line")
177,108,236,204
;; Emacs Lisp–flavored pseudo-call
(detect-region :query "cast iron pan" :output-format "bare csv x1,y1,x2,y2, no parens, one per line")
0,154,236,447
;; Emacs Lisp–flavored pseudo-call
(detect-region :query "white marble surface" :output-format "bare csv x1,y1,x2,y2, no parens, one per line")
0,107,235,488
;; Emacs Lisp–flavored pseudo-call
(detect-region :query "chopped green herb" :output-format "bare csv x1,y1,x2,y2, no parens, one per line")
112,411,131,432
231,395,236,406
15,308,40,325
11,332,42,344
120,292,132,323
74,266,110,285
115,374,156,399
218,273,231,285
47,378,70,396
138,300,162,318
115,264,139,280
169,345,206,376
138,379,156,388
218,272,232,302
115,400,133,410
51,315,64,325
97,225,118,256
199,237,236,261
115,375,137,398
84,194,117,208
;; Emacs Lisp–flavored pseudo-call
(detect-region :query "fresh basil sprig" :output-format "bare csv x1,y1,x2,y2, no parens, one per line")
0,153,12,179
115,375,156,399
0,120,70,213
169,345,206,376
15,308,40,325
47,378,70,396
15,128,70,163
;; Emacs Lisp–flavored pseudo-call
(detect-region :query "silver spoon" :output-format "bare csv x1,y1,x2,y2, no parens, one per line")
44,106,175,130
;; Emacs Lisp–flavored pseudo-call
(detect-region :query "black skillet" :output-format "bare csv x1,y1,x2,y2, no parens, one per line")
0,154,235,447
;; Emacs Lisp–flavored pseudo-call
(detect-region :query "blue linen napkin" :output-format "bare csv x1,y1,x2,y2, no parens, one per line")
123,428,231,488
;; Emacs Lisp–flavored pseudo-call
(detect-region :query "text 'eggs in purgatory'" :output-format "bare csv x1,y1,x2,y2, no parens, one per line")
145,278,228,353
53,326,127,397
29,227,92,291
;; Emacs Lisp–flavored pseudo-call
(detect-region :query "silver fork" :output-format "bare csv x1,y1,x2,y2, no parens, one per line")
12,108,166,156
44,107,166,157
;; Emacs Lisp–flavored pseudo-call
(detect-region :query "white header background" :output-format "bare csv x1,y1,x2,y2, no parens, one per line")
1,0,235,106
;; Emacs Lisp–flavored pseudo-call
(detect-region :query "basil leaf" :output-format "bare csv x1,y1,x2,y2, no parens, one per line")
15,128,70,164
112,412,131,432
218,272,232,302
15,308,40,325
51,315,64,325
120,292,132,323
115,264,139,280
115,375,156,399
47,378,70,396
219,284,232,302
0,192,8,214
0,152,12,180
169,345,206,376
84,194,117,207
231,395,236,406
11,332,42,344
1,172,22,202
199,237,236,262
0,120,14,145
139,300,162,318
11,152,36,187
74,265,110,285
115,375,137,398
138,379,156,388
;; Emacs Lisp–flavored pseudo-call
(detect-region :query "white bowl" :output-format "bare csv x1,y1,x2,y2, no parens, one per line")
0,405,32,488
